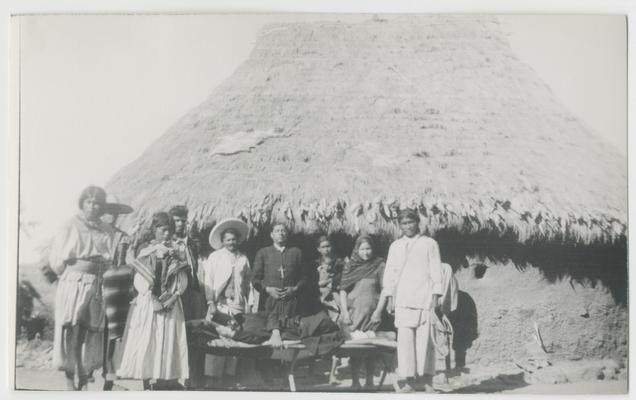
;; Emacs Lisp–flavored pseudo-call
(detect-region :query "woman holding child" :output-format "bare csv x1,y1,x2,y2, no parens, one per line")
117,212,190,390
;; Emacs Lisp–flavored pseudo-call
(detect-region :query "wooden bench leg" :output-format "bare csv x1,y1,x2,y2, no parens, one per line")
378,369,387,388
378,351,398,391
378,355,389,388
287,349,300,392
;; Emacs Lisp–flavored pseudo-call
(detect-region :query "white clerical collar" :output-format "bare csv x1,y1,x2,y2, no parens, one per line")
273,243,286,252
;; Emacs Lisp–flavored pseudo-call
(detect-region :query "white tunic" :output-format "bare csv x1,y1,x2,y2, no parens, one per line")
48,214,114,274
199,247,254,315
48,214,114,373
382,235,444,310
199,248,254,378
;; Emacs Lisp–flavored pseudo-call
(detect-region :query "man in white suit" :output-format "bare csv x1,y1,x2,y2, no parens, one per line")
382,208,444,393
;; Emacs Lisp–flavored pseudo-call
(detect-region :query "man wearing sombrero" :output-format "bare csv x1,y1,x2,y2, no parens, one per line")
199,218,252,387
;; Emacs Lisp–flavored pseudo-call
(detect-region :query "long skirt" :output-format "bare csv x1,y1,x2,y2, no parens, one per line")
53,268,104,374
116,292,189,380
347,278,380,332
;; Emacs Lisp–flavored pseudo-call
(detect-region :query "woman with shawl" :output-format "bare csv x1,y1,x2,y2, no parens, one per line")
338,235,388,389
117,212,189,390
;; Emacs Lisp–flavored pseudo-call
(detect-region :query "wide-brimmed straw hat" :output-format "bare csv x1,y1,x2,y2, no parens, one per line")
209,218,249,250
103,195,133,215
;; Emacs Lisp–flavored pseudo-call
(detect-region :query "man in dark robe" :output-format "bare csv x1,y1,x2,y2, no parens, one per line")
251,223,308,320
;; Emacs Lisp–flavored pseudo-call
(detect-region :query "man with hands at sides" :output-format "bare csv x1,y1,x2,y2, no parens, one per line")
382,209,444,393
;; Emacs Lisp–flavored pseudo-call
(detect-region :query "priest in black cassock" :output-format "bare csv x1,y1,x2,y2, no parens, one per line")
251,223,307,324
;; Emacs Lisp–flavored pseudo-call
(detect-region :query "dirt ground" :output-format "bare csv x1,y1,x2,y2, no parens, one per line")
14,352,627,394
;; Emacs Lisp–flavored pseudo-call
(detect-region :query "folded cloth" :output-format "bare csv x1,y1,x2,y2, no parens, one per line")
440,263,458,314
350,330,376,340
102,265,134,340
430,310,454,357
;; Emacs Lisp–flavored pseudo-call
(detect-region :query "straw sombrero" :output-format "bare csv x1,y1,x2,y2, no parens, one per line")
103,195,133,215
209,218,249,250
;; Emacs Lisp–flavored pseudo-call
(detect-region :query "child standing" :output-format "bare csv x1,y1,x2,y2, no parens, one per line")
312,235,345,384
315,235,344,320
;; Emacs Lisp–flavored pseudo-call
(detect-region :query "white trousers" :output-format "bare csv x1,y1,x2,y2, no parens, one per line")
395,307,436,378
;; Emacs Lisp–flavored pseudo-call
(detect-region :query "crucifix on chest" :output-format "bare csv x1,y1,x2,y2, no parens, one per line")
278,265,285,282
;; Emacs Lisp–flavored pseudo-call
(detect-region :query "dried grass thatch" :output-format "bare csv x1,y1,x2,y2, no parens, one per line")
107,15,626,246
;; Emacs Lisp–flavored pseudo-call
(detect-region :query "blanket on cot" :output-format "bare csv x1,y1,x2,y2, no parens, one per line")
187,310,344,357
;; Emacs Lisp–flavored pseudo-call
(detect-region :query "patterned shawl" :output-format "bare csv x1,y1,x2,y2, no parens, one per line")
130,240,189,296
338,235,385,291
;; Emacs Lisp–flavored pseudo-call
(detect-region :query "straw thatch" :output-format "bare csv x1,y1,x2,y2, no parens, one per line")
107,15,626,246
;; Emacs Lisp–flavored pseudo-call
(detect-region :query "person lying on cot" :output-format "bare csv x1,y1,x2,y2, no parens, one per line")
189,309,343,353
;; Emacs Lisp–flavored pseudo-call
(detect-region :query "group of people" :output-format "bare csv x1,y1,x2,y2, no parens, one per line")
48,185,452,393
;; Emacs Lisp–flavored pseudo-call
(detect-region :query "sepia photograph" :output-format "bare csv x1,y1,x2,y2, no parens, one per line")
10,13,627,394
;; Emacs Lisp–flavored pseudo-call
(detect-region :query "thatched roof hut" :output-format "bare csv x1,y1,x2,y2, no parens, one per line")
107,15,627,365
108,15,626,247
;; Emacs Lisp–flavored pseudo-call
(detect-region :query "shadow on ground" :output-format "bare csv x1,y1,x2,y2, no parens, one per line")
448,372,528,393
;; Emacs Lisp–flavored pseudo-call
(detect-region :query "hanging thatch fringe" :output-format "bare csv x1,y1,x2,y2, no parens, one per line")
121,195,627,246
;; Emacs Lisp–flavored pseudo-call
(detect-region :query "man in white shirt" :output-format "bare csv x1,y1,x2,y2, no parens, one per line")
200,218,252,387
382,209,444,393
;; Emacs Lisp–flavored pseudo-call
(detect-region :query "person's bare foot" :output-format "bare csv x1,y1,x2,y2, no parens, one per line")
395,379,415,393
64,372,75,391
416,375,436,393
422,383,436,393
328,374,340,385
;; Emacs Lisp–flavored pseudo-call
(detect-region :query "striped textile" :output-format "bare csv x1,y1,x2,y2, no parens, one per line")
103,265,134,340
130,257,154,285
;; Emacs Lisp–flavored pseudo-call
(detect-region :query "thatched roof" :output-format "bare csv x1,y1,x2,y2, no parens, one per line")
107,15,626,245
